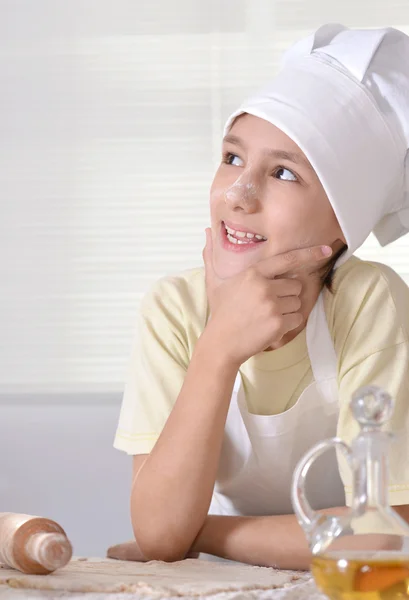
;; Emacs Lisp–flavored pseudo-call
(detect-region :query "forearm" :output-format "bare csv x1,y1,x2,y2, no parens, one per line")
192,507,350,570
131,331,239,561
191,514,311,570
110,506,409,565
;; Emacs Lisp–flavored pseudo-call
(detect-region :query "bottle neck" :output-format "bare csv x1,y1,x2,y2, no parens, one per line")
352,432,389,509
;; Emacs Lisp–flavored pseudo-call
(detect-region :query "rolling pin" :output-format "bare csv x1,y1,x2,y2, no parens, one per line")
0,513,72,574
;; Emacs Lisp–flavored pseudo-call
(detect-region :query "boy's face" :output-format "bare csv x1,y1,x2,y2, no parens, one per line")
209,114,345,279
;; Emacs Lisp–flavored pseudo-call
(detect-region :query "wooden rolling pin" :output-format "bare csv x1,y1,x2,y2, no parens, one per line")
0,513,72,574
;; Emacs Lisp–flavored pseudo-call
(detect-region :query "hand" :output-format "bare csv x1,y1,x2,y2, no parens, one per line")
106,540,199,562
202,228,332,366
107,540,147,562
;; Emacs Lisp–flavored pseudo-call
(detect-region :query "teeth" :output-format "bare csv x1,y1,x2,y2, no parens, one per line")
225,223,267,242
227,233,251,245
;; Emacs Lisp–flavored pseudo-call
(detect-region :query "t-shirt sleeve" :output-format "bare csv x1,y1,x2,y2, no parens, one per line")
114,277,191,455
335,263,409,506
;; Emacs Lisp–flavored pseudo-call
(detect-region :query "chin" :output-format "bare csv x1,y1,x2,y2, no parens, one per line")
212,251,257,280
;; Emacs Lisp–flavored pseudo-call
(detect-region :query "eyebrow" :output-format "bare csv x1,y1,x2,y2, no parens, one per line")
223,133,314,172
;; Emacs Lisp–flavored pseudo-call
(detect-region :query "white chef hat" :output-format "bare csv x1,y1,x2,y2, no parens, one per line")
224,24,409,260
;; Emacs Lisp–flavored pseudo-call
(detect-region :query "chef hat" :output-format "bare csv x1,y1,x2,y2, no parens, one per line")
224,24,409,260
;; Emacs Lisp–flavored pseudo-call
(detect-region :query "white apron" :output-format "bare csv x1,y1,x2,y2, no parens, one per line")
210,293,345,517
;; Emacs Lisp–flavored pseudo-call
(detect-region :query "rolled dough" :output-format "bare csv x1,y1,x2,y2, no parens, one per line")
0,558,311,596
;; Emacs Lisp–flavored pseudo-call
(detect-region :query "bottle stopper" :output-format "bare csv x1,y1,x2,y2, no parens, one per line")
350,385,393,429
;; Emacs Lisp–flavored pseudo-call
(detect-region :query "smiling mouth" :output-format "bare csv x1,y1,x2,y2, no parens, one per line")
222,221,267,245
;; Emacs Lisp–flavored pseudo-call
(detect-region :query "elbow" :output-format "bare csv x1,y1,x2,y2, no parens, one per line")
133,527,188,563
130,488,195,562
140,546,187,563
131,507,191,562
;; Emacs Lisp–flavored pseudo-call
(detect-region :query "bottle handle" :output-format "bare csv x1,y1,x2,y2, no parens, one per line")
291,437,354,553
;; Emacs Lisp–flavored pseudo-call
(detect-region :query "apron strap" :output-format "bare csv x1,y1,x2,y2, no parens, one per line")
306,293,338,403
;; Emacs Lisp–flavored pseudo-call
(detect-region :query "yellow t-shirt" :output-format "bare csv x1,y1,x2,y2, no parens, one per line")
114,256,409,506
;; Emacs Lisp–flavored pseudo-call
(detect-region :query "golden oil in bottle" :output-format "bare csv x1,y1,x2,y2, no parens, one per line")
311,553,409,599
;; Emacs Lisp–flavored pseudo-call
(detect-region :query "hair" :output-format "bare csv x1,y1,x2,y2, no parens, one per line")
322,243,348,293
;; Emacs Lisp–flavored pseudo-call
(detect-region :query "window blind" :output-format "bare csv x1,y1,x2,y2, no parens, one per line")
1,0,408,394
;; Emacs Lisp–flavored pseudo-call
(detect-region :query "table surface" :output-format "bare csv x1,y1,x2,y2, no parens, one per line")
0,558,328,600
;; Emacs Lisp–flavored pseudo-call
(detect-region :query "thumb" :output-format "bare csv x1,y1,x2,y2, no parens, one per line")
202,228,218,300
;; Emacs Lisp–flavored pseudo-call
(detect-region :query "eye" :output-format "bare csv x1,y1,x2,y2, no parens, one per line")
223,152,244,167
274,167,297,182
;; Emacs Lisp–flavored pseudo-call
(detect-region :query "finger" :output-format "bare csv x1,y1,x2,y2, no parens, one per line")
256,245,333,279
107,541,147,562
276,295,302,315
272,278,303,297
281,312,304,333
202,228,220,297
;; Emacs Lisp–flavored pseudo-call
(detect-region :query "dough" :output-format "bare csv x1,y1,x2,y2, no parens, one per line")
0,558,310,596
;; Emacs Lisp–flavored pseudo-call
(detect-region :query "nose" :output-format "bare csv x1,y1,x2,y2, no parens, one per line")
224,173,260,213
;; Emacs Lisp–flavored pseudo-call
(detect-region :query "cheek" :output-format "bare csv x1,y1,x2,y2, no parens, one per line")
296,204,343,246
209,173,233,223
303,200,343,240
209,172,225,211
262,191,339,248
209,187,222,211
263,199,306,235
